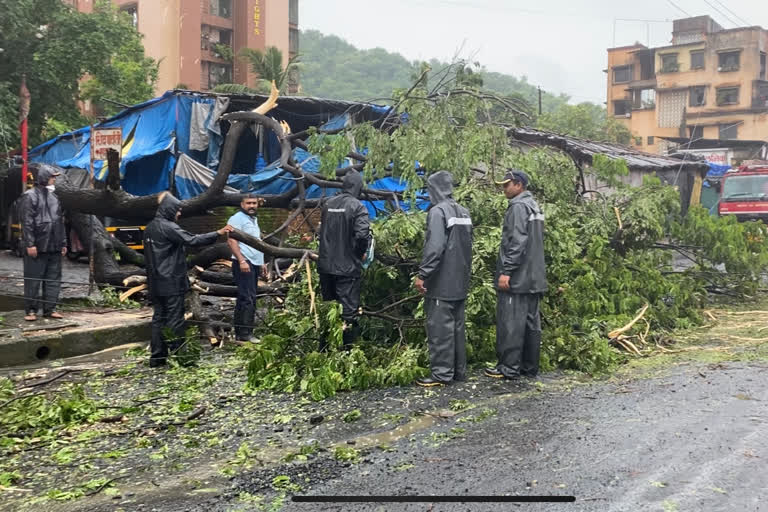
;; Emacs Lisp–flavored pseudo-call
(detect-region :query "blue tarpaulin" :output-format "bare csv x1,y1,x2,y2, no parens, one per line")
29,92,187,196
174,147,429,219
703,163,731,187
29,90,423,219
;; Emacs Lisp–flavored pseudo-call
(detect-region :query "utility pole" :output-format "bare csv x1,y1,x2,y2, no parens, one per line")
538,86,542,116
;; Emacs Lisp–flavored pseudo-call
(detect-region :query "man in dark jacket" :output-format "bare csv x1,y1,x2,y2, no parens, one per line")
21,165,67,321
143,192,233,367
414,171,473,387
485,170,548,380
317,172,371,350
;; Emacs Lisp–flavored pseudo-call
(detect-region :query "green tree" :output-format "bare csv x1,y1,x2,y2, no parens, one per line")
239,46,300,92
536,102,632,145
0,0,158,148
245,81,768,400
79,36,158,118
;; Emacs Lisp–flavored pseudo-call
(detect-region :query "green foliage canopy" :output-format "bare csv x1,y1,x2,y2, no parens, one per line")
245,84,768,400
0,0,158,150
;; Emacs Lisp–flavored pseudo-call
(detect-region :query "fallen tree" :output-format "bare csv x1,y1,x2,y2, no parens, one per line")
47,68,768,399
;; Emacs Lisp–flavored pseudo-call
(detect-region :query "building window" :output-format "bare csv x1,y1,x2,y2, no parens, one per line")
289,0,299,25
761,52,766,80
121,4,138,28
689,125,704,141
660,53,679,73
718,50,740,72
632,88,656,109
690,50,705,70
289,28,299,55
613,100,631,116
210,0,232,18
647,136,655,145
719,123,738,140
716,86,739,106
755,83,768,108
613,66,632,84
689,86,706,107
219,29,232,46
208,62,232,89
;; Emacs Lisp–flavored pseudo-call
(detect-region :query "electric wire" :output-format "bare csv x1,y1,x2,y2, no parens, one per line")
711,0,750,26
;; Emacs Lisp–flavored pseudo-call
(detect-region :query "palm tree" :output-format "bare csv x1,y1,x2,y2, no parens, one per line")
239,46,300,92
211,82,270,95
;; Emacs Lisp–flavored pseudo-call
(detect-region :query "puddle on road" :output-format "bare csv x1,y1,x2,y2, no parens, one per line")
339,413,439,449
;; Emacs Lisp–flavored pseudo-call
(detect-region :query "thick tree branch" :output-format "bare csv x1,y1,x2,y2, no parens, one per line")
229,228,317,261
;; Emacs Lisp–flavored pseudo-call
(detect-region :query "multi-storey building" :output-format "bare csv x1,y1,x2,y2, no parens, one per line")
66,0,299,94
607,16,768,165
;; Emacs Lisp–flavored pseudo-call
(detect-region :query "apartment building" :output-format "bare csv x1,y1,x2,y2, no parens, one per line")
67,0,299,94
606,16,768,165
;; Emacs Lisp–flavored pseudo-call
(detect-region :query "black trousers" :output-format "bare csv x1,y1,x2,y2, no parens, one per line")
425,298,467,382
319,273,362,348
496,292,542,377
150,294,186,366
23,252,62,315
232,260,260,340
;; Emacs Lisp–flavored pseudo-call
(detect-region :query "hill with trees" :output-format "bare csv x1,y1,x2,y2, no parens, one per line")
299,30,629,144
299,30,569,110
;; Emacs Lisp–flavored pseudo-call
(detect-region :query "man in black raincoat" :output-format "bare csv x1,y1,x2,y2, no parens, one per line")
485,170,548,380
21,165,67,321
414,171,473,387
143,193,233,367
317,172,371,350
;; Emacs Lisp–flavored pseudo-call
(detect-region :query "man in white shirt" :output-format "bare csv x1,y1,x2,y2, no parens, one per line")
227,194,266,343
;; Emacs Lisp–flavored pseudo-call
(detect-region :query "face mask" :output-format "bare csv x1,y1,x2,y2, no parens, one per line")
46,185,55,192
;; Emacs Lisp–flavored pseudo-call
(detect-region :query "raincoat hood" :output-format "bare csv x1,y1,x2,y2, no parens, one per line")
427,171,454,204
36,165,59,187
156,193,182,221
342,172,364,198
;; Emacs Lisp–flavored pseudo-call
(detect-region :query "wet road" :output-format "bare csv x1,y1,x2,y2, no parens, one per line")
0,250,91,310
284,362,768,512
19,359,768,512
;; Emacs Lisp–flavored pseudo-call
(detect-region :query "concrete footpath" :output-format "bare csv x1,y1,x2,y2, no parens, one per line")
0,251,151,367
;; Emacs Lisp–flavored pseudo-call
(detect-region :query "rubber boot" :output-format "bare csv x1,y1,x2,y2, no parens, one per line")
342,322,360,350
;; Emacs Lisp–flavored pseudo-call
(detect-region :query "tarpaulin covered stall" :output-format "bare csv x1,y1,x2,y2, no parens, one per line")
28,90,423,218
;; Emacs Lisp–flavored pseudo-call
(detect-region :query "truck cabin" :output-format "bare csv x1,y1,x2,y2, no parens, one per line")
718,165,768,221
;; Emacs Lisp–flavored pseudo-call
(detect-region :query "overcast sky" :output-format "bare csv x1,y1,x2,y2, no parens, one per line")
300,0,768,104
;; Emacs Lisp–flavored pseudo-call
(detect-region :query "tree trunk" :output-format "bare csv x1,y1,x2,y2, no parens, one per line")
68,212,145,286
189,243,232,269
197,269,234,285
188,290,218,345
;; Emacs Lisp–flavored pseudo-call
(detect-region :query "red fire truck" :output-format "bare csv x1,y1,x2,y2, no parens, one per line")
718,163,768,222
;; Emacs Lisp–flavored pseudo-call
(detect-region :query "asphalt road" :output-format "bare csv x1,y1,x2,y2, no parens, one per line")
0,250,91,310
278,362,768,512
118,360,766,512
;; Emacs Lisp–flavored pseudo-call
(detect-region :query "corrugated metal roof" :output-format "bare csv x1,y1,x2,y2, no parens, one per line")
509,127,709,173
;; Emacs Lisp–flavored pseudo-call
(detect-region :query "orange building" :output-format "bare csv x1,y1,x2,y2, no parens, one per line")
66,0,299,94
606,16,768,165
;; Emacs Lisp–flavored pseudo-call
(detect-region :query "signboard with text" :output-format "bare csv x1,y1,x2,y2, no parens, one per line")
91,127,122,161
679,148,731,166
